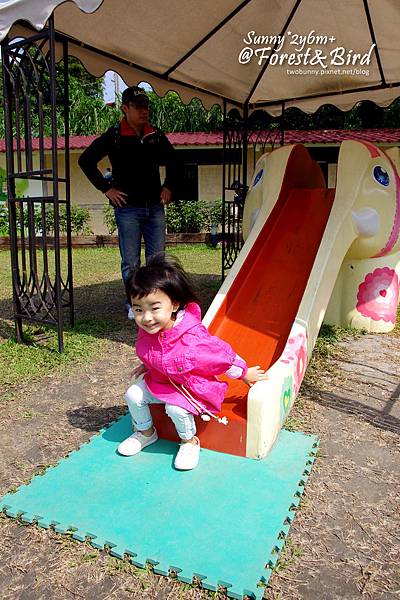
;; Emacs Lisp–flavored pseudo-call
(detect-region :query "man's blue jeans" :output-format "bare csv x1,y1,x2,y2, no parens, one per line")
114,204,166,286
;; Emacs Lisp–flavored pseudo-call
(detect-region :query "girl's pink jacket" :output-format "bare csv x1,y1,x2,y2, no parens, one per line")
135,302,248,415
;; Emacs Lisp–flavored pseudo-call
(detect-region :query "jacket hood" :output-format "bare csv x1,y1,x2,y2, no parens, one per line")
136,300,242,415
158,302,201,343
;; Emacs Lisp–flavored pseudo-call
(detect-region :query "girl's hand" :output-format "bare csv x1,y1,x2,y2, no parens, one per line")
130,363,147,379
243,365,268,386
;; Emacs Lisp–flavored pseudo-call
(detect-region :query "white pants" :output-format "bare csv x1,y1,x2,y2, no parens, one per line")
125,378,196,441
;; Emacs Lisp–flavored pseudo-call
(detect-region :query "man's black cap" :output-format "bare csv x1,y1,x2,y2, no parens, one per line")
121,86,149,105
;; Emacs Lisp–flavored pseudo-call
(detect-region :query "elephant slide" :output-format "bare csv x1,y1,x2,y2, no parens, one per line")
152,141,400,459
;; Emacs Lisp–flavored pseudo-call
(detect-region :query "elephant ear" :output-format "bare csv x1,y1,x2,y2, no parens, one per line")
336,140,371,208
242,154,267,241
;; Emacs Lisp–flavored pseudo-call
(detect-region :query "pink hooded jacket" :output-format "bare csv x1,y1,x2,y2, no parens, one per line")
135,303,248,415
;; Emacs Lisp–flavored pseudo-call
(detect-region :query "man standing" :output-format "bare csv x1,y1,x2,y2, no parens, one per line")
78,86,178,317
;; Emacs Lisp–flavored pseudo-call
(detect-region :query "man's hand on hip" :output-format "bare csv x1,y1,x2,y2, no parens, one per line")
105,187,128,207
160,187,172,205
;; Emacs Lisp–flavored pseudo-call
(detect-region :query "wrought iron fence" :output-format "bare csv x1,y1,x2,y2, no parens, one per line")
1,16,73,351
222,105,283,277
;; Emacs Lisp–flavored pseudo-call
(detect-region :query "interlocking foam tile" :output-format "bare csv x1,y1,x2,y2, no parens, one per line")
0,415,317,599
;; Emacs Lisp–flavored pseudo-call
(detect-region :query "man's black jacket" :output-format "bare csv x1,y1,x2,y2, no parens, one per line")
78,121,178,206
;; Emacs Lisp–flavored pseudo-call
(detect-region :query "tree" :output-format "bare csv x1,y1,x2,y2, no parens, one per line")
66,75,120,135
65,58,103,99
383,98,400,127
0,52,399,136
148,91,222,132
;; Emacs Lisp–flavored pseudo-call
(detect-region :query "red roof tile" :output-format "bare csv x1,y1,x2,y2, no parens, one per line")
285,129,400,144
167,132,223,145
0,129,399,152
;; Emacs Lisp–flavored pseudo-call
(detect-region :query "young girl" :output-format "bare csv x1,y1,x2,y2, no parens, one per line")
118,253,268,470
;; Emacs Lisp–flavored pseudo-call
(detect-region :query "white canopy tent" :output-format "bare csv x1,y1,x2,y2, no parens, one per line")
0,0,400,113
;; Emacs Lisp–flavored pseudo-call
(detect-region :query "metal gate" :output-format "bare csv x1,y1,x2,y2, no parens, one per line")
1,16,73,352
222,103,284,277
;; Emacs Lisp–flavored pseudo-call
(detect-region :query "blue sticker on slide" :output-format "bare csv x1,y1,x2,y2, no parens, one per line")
253,169,263,187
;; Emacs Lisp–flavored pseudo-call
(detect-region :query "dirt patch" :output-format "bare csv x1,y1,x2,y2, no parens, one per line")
266,334,400,599
0,333,399,599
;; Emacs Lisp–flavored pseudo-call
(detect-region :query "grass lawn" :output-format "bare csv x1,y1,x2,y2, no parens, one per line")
1,243,398,397
0,245,222,391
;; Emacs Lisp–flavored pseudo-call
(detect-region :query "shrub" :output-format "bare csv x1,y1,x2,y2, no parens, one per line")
101,199,225,235
204,199,224,231
103,202,117,234
0,202,44,235
164,203,181,233
166,200,206,233
0,202,92,236
0,204,9,235
166,199,224,233
68,205,93,235
43,204,92,235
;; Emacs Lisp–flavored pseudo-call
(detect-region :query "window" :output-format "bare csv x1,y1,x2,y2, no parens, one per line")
178,163,198,201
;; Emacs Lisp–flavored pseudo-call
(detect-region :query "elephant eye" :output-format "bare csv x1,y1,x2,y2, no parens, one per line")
253,168,263,187
373,165,389,187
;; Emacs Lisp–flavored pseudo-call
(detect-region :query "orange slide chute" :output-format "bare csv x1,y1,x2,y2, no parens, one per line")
153,147,334,455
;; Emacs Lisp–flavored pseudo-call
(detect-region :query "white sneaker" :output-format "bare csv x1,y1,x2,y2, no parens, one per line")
127,307,135,320
174,437,200,470
117,429,158,456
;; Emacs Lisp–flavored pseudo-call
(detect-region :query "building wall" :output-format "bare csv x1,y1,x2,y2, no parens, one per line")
70,151,110,234
199,165,222,202
2,143,397,235
0,154,44,201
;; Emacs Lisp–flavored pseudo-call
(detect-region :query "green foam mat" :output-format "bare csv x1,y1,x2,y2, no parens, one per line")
0,415,318,599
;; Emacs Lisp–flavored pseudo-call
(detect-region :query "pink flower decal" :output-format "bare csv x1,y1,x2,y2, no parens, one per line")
295,343,307,391
356,267,399,323
280,324,308,395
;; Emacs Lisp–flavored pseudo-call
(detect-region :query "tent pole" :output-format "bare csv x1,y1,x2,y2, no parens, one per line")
1,15,73,351
1,37,23,342
62,39,74,329
222,99,227,279
243,102,248,192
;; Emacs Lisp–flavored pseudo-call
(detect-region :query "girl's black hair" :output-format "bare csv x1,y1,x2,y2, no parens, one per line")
126,252,199,309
